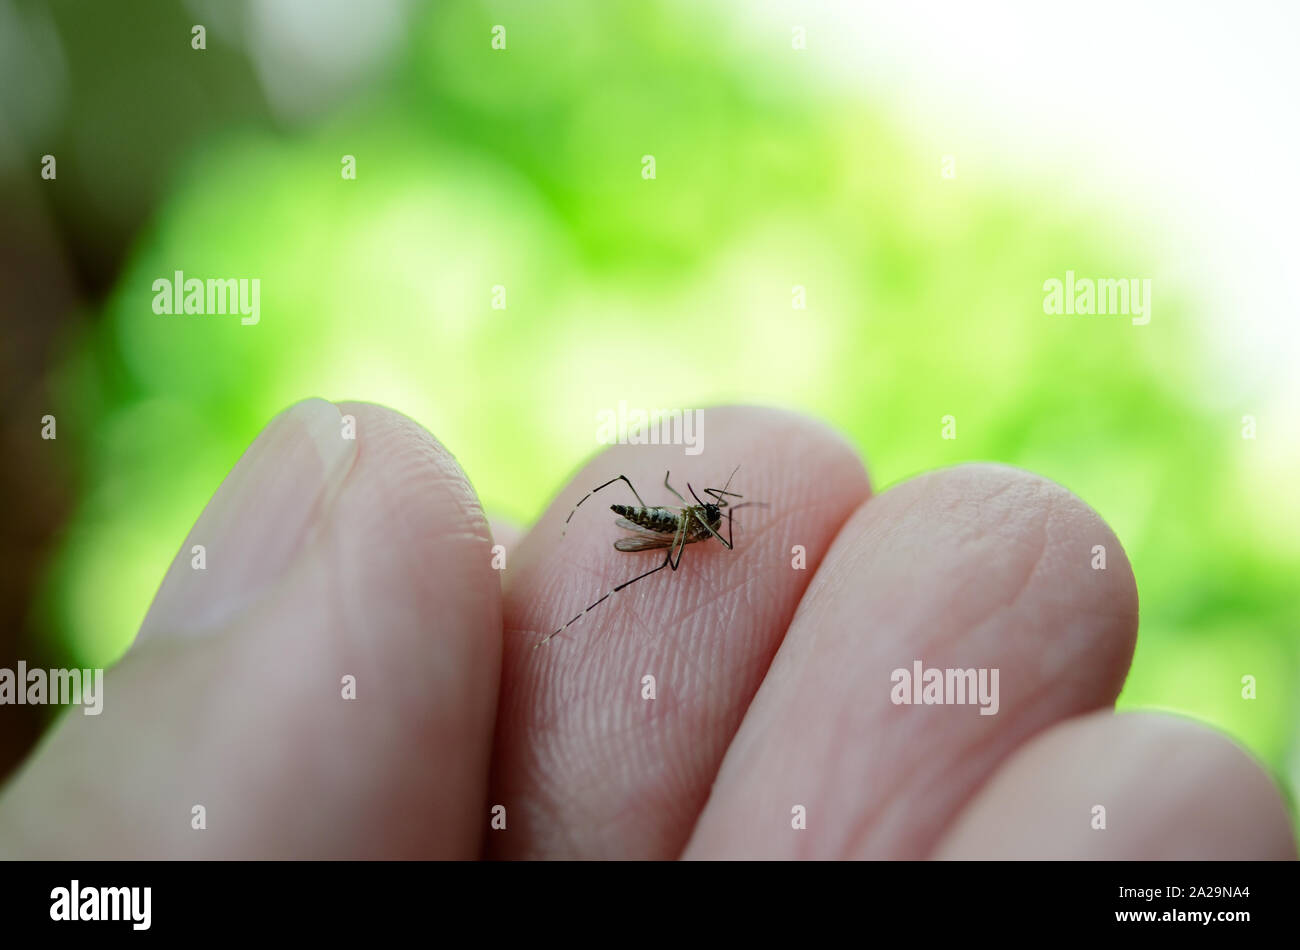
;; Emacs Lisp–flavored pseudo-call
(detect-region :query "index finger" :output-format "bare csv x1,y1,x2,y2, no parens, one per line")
486,406,870,858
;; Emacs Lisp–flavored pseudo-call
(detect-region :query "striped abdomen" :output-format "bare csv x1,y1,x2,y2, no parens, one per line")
611,504,720,541
611,504,679,534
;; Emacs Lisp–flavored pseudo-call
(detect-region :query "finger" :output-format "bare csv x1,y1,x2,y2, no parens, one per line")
934,709,1297,858
684,463,1139,859
135,396,358,645
487,516,524,555
0,400,501,858
488,406,870,858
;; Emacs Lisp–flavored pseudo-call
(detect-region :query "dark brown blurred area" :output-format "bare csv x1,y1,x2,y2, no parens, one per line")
0,172,78,780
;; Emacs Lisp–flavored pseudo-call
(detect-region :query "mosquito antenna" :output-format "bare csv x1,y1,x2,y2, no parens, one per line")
688,483,706,506
704,465,744,504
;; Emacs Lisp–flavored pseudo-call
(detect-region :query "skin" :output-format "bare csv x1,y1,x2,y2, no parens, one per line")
0,400,1293,859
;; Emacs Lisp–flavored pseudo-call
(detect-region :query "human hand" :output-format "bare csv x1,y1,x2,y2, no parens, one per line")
1,400,1292,859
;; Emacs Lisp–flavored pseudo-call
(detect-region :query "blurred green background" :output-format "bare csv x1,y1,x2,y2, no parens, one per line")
1,0,1295,821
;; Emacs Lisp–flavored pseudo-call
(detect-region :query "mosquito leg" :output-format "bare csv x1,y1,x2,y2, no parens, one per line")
535,554,673,648
667,517,687,569
692,508,734,550
662,470,689,505
536,519,687,649
614,556,673,592
562,474,648,536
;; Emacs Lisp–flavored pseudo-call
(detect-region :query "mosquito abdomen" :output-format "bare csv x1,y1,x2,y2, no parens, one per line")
611,503,679,533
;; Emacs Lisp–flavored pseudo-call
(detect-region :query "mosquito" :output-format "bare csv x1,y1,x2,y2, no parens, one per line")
536,466,766,648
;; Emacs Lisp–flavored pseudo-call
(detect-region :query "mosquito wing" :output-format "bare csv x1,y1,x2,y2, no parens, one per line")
613,517,678,535
613,534,675,552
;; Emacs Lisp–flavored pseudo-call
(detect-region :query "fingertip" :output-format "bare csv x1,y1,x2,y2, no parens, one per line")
325,399,501,667
490,403,871,857
135,397,359,647
915,462,1140,680
935,710,1298,859
685,461,1142,859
